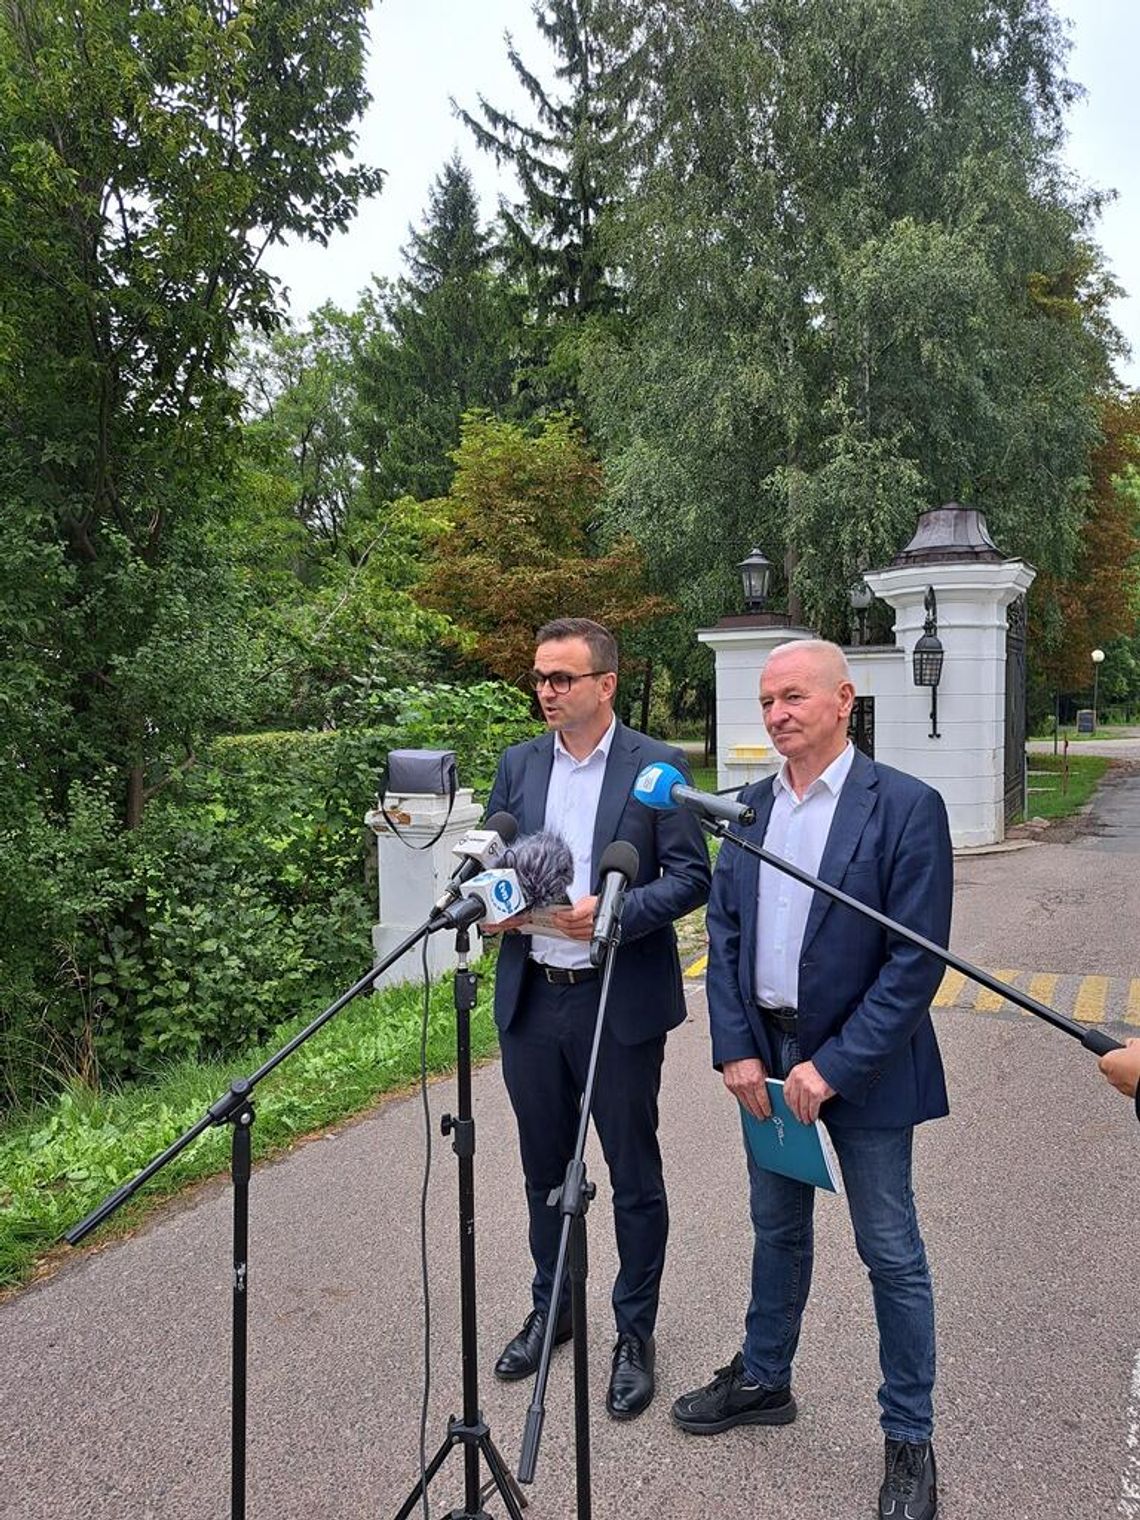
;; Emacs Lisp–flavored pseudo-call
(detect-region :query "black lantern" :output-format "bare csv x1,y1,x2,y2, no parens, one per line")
738,547,772,613
911,586,943,738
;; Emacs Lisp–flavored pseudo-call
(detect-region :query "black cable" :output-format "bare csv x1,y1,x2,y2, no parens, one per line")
417,935,432,1520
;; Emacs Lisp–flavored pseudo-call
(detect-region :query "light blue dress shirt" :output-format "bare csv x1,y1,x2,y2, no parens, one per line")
755,742,855,1010
530,715,617,970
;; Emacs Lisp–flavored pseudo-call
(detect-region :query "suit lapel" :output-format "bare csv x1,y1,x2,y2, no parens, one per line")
738,785,776,977
592,723,641,877
523,734,555,835
799,752,877,959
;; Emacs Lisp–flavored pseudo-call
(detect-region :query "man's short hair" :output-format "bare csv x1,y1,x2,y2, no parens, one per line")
535,617,619,674
768,638,853,686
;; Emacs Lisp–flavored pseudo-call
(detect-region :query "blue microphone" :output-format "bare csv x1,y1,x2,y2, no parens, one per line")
632,762,756,827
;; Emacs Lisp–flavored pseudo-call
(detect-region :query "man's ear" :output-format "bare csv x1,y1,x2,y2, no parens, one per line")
837,680,856,719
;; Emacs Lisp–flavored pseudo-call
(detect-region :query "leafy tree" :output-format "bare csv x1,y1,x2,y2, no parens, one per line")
584,0,1120,635
1029,395,1140,700
353,157,517,502
415,413,669,681
0,0,383,829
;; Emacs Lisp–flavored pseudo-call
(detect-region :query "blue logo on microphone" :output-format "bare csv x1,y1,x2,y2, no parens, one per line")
493,877,516,907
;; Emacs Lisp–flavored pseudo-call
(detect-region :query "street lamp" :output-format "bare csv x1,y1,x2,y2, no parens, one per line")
738,547,773,613
912,586,944,739
1091,647,1105,730
848,578,873,645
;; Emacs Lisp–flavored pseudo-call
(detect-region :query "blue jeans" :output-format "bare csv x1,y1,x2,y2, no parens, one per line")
742,1033,936,1443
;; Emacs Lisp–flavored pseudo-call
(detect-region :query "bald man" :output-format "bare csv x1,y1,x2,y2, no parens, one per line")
674,641,953,1520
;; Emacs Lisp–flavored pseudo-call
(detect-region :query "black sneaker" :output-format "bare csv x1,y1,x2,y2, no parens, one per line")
879,1438,937,1520
671,1352,796,1434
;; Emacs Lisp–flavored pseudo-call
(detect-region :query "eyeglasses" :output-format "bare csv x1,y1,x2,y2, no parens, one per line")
528,669,608,694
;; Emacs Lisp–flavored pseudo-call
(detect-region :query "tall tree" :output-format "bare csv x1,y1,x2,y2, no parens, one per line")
353,156,516,502
1029,394,1140,700
584,0,1120,634
0,0,382,830
456,0,627,323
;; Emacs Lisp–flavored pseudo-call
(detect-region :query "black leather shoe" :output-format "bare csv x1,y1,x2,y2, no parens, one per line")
605,1333,656,1420
493,1308,572,1382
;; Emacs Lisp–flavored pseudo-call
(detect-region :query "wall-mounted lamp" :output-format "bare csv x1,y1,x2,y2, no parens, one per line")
912,586,944,739
738,547,773,613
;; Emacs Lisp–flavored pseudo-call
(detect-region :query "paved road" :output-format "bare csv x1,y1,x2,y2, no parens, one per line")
3,778,1139,1520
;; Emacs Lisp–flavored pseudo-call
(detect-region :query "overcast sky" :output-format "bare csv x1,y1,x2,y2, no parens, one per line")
265,0,1140,386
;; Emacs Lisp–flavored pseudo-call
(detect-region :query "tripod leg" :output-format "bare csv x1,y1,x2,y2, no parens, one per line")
479,1435,529,1519
392,1432,457,1520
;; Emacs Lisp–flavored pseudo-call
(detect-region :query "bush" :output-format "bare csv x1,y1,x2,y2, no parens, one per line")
0,680,539,1110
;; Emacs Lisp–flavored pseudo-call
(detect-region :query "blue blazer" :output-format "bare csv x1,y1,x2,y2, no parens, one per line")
486,722,711,1046
705,749,952,1129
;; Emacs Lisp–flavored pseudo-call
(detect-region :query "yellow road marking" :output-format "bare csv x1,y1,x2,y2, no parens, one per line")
1026,973,1059,1006
1073,975,1109,1023
974,970,1019,1013
1126,979,1140,1027
934,970,967,1007
686,954,708,979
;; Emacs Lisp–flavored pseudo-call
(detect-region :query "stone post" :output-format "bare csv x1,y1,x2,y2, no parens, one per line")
364,788,485,989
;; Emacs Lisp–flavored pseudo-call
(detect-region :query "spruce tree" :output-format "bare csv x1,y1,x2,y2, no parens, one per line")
454,0,626,324
354,156,516,501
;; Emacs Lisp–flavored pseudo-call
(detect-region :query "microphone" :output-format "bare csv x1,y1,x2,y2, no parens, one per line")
431,811,518,917
632,762,756,827
589,840,640,968
434,830,576,933
506,831,574,908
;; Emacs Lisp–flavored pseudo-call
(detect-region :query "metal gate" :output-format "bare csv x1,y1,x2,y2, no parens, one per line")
848,696,875,759
1004,595,1028,828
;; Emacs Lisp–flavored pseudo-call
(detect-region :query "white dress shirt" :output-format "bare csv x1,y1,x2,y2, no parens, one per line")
530,716,617,970
755,742,855,1010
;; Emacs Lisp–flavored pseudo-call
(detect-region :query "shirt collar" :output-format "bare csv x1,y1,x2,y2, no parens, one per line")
553,714,617,767
774,740,855,801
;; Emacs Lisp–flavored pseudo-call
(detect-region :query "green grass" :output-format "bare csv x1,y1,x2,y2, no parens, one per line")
1023,752,1110,819
0,956,502,1291
1029,720,1138,742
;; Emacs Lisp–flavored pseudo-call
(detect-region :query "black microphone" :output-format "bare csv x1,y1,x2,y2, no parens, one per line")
589,840,640,968
431,811,518,917
632,762,756,827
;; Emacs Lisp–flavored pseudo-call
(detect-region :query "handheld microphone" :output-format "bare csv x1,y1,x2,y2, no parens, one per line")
431,811,518,916
632,762,756,827
589,840,640,968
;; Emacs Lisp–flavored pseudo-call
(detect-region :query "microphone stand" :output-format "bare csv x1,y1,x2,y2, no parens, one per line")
393,914,527,1520
701,819,1123,1057
64,899,492,1520
515,918,627,1519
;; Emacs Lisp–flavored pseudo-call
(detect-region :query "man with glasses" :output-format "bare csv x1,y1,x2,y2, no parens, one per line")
484,617,710,1420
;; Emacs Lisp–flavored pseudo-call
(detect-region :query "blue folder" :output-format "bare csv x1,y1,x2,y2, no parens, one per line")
740,1081,842,1193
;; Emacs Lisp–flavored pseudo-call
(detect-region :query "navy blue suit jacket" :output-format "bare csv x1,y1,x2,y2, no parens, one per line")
486,722,711,1046
705,749,952,1129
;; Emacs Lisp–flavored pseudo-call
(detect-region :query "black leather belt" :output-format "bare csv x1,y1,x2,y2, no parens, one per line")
531,963,599,985
758,1005,798,1033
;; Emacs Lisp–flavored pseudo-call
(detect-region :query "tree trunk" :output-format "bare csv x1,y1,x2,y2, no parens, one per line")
639,659,653,734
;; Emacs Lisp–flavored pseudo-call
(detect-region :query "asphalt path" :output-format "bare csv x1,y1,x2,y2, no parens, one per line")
3,775,1139,1520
